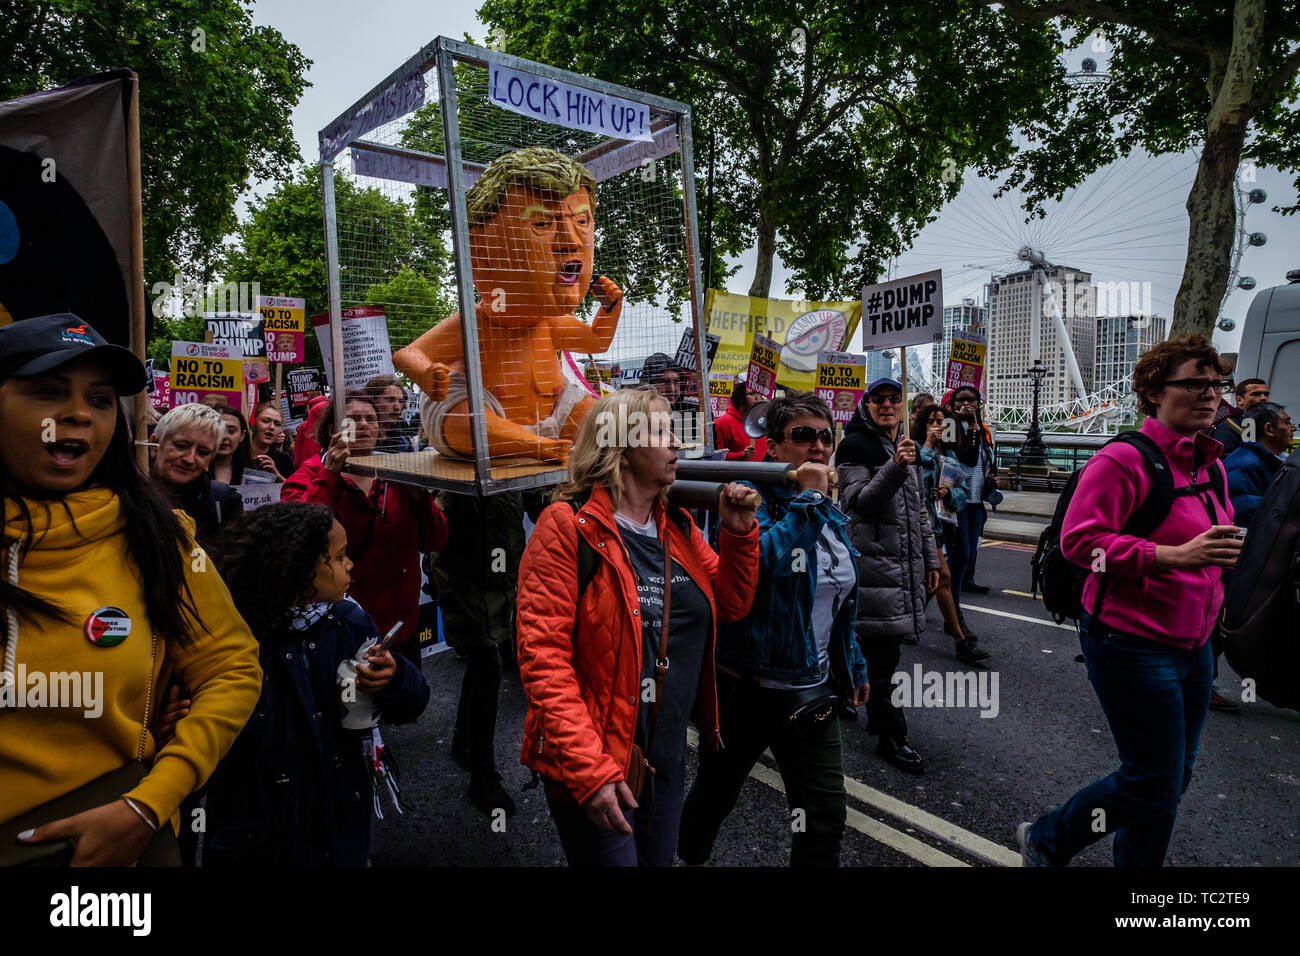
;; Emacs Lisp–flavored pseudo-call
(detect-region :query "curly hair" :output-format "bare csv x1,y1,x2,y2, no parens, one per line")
1131,334,1225,417
210,502,336,642
465,147,596,228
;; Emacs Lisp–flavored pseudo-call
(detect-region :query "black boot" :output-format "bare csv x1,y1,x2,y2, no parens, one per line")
956,611,978,641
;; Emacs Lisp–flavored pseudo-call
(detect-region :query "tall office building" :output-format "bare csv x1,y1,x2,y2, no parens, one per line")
865,349,894,382
987,266,1097,408
932,298,987,386
1094,314,1169,391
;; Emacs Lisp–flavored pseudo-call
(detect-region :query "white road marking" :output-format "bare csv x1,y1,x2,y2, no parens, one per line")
747,762,969,867
961,603,1075,630
686,728,1016,867
840,776,1022,867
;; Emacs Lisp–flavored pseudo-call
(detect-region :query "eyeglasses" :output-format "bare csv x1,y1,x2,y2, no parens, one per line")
786,426,834,446
868,393,903,406
1165,379,1233,396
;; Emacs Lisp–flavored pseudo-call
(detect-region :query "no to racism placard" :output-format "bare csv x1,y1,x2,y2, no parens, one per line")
815,351,866,423
169,341,242,409
487,58,653,142
745,333,780,399
861,269,943,352
310,306,396,389
945,330,987,393
258,295,306,364
707,373,733,420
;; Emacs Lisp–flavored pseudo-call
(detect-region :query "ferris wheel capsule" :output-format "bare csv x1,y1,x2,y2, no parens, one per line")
1239,276,1257,290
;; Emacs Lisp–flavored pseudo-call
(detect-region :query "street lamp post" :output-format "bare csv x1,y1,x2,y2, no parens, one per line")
1022,359,1048,460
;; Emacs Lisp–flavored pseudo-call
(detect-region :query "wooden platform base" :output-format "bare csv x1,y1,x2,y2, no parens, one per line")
348,449,562,482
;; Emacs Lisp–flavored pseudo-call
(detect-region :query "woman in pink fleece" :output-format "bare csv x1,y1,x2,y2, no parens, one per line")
1018,335,1242,867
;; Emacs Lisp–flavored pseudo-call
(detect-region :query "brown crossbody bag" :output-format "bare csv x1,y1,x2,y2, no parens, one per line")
624,528,673,801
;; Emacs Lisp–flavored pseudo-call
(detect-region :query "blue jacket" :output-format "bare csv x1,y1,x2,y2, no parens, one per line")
1224,441,1283,528
715,482,868,692
202,598,430,866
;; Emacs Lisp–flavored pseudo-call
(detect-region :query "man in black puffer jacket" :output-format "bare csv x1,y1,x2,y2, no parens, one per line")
835,378,939,774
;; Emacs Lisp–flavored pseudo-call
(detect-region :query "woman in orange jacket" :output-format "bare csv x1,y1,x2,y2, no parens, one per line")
517,386,760,866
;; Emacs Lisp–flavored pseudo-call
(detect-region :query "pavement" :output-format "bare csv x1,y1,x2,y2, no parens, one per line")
984,490,1055,545
370,538,1300,867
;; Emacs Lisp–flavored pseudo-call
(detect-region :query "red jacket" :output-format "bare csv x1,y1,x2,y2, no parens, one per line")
516,485,759,804
713,404,767,461
293,397,330,468
281,458,447,645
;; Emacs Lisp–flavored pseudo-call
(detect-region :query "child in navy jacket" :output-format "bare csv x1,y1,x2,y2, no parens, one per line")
202,502,430,865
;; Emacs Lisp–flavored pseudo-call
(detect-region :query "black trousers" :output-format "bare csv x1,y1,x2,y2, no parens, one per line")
454,644,502,782
678,672,848,867
859,630,908,740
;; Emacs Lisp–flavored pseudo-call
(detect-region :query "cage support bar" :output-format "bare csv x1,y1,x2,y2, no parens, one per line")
321,163,348,429
435,37,494,490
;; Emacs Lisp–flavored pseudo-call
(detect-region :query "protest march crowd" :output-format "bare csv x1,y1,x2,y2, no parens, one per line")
2,305,1294,868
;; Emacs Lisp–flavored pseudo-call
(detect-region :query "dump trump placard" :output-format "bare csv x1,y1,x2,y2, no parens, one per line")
861,270,943,352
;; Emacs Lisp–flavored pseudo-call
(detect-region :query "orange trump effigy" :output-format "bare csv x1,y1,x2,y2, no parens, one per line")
393,147,622,464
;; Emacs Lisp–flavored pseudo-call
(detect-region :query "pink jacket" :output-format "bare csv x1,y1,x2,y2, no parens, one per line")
1062,417,1234,649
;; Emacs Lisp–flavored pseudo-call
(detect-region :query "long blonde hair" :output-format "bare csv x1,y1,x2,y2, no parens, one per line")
553,387,671,509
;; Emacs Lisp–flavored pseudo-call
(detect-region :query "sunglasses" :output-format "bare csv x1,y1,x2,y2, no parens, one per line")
868,393,903,405
786,426,834,445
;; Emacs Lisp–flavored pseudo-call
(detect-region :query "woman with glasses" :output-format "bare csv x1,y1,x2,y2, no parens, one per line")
1019,335,1240,867
516,387,759,866
913,404,990,664
679,392,869,866
943,385,997,640
834,377,940,774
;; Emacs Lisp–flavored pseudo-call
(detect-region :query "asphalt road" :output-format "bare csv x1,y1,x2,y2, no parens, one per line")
371,539,1300,867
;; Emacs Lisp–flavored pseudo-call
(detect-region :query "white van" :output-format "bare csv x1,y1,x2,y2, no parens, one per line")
1234,269,1300,413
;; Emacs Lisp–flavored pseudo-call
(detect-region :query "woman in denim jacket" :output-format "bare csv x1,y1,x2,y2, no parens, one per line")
679,392,869,867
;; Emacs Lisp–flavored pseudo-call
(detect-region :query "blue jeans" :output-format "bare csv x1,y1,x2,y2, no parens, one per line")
1028,612,1213,867
947,502,985,609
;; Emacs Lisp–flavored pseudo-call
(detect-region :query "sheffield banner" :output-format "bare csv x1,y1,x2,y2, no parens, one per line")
704,290,862,393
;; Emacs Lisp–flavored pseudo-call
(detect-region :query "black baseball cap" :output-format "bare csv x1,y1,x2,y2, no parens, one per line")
0,313,147,394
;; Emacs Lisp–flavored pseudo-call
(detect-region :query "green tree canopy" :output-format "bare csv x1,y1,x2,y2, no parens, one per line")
996,0,1300,338
477,0,1062,300
1,0,311,283
199,164,452,366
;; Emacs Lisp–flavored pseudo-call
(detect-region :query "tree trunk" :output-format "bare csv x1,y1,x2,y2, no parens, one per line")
1171,119,1247,340
1171,0,1265,340
748,189,776,300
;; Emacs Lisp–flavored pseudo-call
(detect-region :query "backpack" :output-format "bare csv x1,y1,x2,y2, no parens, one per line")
1221,450,1300,711
1030,431,1226,624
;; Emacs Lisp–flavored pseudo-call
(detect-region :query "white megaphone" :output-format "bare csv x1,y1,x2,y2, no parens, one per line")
742,401,769,440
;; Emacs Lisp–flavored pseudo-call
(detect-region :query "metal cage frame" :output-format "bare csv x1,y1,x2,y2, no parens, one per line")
318,36,708,496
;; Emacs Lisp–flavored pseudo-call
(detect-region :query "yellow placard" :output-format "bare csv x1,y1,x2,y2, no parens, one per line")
705,290,862,392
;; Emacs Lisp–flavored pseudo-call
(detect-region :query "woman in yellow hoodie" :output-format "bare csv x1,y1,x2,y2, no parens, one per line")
0,313,262,866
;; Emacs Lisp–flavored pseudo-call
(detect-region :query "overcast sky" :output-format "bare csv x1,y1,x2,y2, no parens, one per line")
250,0,1298,358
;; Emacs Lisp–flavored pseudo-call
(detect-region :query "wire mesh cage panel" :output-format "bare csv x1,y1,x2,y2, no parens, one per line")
319,37,706,495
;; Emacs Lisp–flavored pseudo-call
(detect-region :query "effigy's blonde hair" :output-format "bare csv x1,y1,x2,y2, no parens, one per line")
553,387,671,509
466,147,596,228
